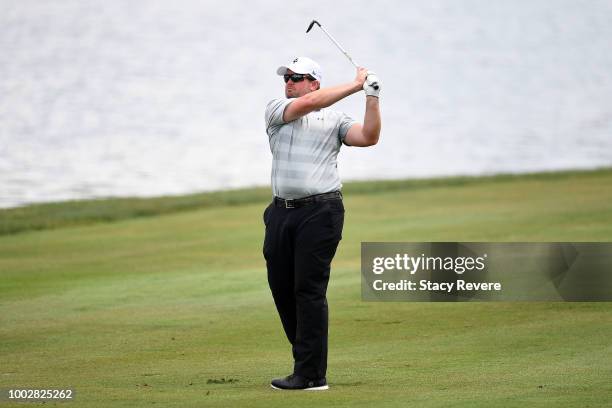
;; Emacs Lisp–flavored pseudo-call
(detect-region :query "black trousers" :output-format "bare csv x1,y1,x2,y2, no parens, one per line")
263,197,344,379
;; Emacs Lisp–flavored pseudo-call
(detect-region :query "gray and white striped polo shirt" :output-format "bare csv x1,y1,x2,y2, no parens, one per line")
265,98,357,199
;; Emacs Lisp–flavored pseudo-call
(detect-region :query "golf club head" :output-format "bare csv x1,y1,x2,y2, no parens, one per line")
306,20,321,33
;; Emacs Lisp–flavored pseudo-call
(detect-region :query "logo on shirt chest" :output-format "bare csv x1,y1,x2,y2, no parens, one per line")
302,113,323,123
299,112,326,132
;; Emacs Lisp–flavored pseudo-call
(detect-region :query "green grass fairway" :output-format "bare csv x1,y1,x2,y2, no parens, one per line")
1,169,612,407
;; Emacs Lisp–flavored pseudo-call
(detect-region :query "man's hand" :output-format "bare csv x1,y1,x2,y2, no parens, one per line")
363,71,381,97
354,67,368,91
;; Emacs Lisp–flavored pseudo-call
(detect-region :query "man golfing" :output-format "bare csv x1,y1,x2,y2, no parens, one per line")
263,54,381,390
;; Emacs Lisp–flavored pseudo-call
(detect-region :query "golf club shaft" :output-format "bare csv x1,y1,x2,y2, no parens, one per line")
308,21,359,68
318,25,359,68
306,20,378,90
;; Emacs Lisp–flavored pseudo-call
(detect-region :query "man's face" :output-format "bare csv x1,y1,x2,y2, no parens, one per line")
284,70,319,98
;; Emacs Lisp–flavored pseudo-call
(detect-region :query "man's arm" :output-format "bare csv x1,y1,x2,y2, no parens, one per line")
344,96,381,147
283,68,369,123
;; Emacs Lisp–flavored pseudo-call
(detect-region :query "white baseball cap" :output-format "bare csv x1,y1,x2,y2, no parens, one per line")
276,56,323,81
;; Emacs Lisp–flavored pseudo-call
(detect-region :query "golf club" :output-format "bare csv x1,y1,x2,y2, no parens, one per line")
306,20,378,90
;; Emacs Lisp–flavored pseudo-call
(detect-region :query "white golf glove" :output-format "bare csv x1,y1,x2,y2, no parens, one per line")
363,71,381,97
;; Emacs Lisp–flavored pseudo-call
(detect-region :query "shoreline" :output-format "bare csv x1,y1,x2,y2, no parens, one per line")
1,166,611,235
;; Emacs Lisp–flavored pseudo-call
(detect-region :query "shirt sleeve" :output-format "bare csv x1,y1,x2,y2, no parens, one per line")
338,112,358,145
265,98,293,134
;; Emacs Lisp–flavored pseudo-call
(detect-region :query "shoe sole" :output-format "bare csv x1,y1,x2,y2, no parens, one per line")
270,384,329,391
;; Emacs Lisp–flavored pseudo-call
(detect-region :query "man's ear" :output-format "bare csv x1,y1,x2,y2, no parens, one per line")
311,80,321,91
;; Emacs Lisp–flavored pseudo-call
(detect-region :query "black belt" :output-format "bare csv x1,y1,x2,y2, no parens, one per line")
274,191,342,209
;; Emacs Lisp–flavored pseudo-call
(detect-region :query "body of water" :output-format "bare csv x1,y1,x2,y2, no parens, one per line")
1,0,611,208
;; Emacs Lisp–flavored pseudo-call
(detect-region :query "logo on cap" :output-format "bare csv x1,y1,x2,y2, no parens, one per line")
293,58,299,63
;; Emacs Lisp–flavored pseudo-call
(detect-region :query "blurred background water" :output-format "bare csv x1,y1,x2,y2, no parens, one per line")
1,0,611,208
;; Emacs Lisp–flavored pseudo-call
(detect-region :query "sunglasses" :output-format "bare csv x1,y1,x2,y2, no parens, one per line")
283,73,316,83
